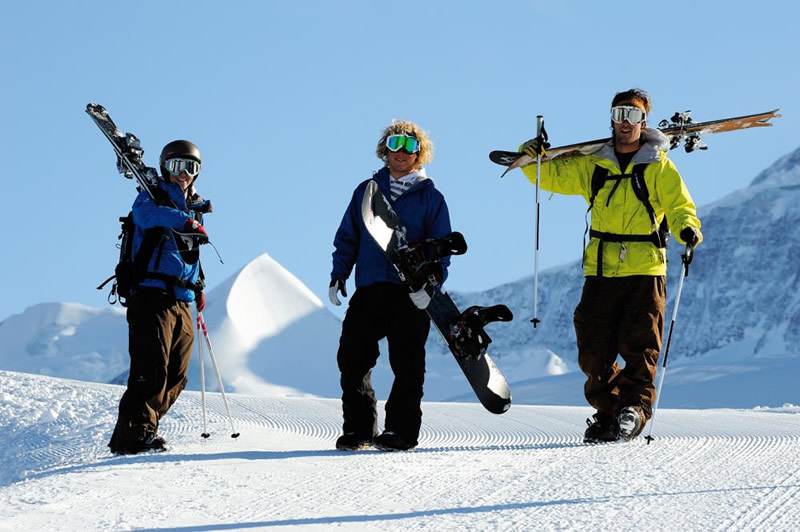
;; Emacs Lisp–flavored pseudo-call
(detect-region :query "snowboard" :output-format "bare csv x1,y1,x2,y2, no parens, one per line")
489,108,781,176
361,180,513,414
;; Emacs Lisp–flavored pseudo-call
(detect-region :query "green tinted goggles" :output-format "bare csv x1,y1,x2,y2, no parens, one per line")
385,134,420,154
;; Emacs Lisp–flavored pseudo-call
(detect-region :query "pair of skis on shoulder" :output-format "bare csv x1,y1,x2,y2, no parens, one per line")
489,108,781,175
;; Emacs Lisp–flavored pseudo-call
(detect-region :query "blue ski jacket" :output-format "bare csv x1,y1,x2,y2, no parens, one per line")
331,167,452,289
131,179,205,302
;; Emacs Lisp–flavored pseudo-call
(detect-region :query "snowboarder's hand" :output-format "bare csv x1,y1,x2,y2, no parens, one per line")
679,227,701,248
184,218,209,244
409,286,431,310
521,137,550,158
196,291,206,312
329,279,347,306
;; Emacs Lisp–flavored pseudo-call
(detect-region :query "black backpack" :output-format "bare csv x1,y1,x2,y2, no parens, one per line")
97,213,165,307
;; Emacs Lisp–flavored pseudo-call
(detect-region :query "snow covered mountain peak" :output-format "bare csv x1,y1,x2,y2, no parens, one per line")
208,252,324,345
750,145,800,188
200,252,341,397
0,302,127,382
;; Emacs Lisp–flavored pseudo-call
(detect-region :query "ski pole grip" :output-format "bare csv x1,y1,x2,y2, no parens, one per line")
536,115,544,139
682,244,694,274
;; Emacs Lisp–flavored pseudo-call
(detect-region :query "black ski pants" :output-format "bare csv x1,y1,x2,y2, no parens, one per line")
573,275,666,422
337,282,430,444
109,288,194,452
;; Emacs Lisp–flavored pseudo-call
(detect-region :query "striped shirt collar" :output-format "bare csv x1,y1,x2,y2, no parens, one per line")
389,168,427,200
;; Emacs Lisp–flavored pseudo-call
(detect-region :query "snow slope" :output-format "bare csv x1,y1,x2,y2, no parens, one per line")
1,370,799,531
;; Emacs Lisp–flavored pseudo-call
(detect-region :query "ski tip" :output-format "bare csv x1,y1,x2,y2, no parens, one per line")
86,102,106,114
763,109,782,122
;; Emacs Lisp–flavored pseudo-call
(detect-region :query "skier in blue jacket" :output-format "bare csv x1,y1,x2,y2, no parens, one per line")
330,120,452,451
109,140,211,455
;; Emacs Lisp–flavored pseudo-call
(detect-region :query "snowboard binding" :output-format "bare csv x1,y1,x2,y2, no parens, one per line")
395,231,467,291
449,304,513,359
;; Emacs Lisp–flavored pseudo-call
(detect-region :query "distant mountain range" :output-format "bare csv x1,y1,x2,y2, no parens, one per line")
1,146,798,408
0,251,557,403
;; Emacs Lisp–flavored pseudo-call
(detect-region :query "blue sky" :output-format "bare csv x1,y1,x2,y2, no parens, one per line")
1,1,797,322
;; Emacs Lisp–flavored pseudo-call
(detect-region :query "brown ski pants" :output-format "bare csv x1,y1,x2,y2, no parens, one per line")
109,288,194,451
573,275,665,422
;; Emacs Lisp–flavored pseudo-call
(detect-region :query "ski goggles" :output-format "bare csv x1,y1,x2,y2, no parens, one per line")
610,105,647,125
164,158,201,177
385,134,420,154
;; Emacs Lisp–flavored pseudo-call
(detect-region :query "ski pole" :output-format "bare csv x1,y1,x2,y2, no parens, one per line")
531,115,546,329
645,244,694,444
196,315,211,439
197,311,240,438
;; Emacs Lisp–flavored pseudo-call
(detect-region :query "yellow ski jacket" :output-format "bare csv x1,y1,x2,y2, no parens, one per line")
521,128,702,277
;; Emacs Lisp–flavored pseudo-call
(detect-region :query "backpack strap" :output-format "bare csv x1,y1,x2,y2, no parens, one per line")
582,165,610,267
630,163,657,228
629,163,670,250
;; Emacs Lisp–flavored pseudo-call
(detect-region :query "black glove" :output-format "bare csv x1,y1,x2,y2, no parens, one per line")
195,291,206,312
329,279,347,306
521,137,551,158
680,227,699,248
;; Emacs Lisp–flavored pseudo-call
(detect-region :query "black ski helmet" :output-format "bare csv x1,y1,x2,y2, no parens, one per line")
160,140,202,179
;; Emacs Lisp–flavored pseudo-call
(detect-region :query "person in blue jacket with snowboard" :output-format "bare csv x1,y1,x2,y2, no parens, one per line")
330,120,452,451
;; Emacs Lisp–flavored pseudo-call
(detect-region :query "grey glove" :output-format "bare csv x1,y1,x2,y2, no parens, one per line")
409,286,431,310
329,279,347,306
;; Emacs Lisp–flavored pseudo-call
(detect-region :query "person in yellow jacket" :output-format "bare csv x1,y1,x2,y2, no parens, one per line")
520,88,702,443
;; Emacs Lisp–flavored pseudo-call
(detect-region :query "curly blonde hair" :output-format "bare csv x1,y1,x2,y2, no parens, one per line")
375,119,434,168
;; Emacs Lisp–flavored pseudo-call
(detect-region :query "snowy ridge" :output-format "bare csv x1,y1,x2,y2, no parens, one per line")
1,370,799,530
200,252,342,397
